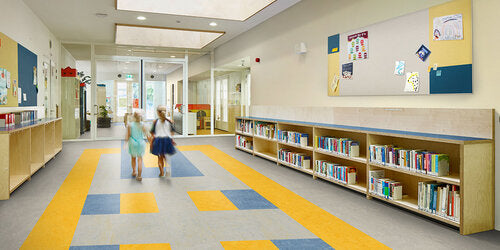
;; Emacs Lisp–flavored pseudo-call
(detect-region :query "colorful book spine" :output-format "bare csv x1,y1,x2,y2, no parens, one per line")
236,135,253,150
370,145,450,177
237,119,253,134
278,130,309,147
315,136,359,157
254,122,276,139
278,148,310,169
314,160,357,185
418,182,460,222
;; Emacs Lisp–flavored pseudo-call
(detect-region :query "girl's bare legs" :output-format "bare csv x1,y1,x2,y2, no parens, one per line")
158,155,165,176
136,156,143,181
131,157,137,177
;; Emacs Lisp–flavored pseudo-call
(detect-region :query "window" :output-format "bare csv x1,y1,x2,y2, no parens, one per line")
222,78,228,122
215,79,221,121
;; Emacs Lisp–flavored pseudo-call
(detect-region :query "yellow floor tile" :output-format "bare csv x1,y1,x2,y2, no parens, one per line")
120,243,171,250
187,190,238,211
120,193,159,214
221,240,278,250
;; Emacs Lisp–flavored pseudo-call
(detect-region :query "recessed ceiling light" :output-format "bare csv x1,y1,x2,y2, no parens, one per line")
137,16,146,20
127,49,132,52
209,22,217,27
159,65,163,68
170,56,175,58
125,61,130,64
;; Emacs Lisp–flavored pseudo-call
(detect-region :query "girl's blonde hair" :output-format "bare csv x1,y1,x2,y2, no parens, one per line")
157,106,167,121
133,110,143,122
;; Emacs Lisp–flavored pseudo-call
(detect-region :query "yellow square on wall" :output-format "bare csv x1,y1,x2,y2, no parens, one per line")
120,193,159,214
187,190,238,211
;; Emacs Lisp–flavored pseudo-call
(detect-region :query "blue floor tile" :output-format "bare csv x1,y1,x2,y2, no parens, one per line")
271,238,334,250
70,245,119,250
120,141,203,179
221,189,277,210
81,194,120,215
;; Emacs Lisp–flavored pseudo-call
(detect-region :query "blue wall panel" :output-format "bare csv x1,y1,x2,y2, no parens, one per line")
430,64,472,94
17,44,37,106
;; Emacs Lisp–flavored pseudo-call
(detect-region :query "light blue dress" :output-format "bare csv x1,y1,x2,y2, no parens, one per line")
128,122,146,157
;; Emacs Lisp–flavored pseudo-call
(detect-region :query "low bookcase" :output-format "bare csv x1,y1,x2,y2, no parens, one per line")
235,116,494,235
0,118,63,200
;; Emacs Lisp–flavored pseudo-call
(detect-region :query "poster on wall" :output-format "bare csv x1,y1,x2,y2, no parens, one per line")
0,69,7,104
341,63,353,79
347,31,368,61
394,61,405,75
433,14,463,41
404,72,420,92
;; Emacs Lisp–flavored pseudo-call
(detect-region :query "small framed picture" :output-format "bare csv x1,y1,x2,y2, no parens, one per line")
416,45,431,62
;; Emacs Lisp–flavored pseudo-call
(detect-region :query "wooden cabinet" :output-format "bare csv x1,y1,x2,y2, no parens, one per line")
0,118,62,199
61,77,80,139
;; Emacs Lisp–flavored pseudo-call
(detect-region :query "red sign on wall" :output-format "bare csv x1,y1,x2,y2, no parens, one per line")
133,98,139,108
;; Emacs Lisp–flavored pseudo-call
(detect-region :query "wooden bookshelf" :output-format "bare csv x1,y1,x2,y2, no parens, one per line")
234,116,494,235
0,118,63,199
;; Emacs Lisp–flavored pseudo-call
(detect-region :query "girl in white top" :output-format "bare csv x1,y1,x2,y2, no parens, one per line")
149,106,175,177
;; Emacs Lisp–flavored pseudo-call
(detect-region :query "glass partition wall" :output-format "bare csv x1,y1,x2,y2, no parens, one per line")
60,43,249,140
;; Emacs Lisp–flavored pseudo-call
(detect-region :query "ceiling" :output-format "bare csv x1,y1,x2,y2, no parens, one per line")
22,0,301,57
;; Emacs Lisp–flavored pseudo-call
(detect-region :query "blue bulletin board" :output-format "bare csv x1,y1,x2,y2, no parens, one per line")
18,44,37,106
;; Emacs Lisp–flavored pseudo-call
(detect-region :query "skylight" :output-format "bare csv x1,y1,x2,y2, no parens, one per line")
115,24,224,49
116,0,276,21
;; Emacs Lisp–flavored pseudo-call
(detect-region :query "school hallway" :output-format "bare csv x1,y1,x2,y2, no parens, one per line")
0,137,499,249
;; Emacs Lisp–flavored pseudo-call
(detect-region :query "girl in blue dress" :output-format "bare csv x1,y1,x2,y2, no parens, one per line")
150,106,175,177
126,111,148,181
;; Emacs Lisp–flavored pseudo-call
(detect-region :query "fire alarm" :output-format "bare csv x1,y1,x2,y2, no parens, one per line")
255,58,260,63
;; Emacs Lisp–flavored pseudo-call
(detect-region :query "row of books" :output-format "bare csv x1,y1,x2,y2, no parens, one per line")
418,182,460,222
0,111,38,127
278,148,311,169
315,160,357,185
236,135,253,150
236,119,253,134
314,136,360,157
277,130,309,147
369,145,450,177
254,121,276,139
369,170,403,200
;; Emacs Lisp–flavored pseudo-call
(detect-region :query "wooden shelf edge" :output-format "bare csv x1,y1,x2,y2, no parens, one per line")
314,149,367,164
278,160,314,175
235,131,253,137
254,134,276,142
369,194,460,227
9,175,30,193
30,162,44,174
254,151,277,162
278,141,313,151
235,146,253,154
369,162,460,185
315,174,367,194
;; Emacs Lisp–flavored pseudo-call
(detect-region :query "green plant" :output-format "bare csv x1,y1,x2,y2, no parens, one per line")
98,106,110,118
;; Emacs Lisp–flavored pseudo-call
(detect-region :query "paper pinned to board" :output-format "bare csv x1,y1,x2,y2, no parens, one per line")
433,14,463,41
18,88,22,103
394,61,405,75
404,72,419,92
342,62,353,79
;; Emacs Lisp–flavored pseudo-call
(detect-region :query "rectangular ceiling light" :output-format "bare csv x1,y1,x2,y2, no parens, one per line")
116,0,276,21
115,24,224,49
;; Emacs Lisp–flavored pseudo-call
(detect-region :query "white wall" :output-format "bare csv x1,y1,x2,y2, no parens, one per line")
207,0,500,229
0,0,63,118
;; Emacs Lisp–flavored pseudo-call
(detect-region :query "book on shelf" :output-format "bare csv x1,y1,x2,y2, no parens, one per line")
277,130,309,147
315,136,359,157
369,145,450,177
236,135,253,150
237,119,253,134
315,160,357,184
254,121,276,139
278,148,310,169
0,113,15,127
418,182,460,222
368,170,403,200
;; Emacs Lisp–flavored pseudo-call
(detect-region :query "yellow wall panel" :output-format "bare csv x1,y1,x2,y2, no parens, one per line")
327,53,340,96
0,32,18,107
429,0,472,67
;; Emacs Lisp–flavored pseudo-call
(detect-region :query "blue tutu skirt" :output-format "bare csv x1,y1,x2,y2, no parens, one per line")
151,137,176,156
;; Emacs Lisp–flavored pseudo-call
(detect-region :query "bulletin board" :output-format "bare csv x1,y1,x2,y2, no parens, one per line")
0,32,19,107
18,44,38,106
327,0,472,96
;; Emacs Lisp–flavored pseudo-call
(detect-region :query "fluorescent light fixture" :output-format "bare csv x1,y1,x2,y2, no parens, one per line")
116,0,276,21
115,24,224,49
209,22,217,27
137,16,146,20
170,56,175,58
